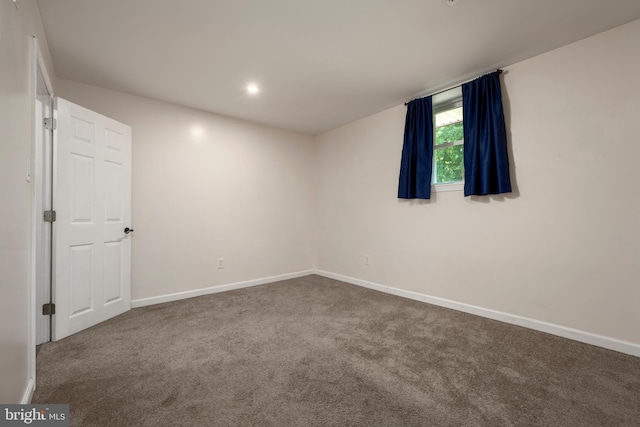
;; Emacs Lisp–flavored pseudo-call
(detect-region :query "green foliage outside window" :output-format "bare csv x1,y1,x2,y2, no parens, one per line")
434,121,464,183
435,121,463,145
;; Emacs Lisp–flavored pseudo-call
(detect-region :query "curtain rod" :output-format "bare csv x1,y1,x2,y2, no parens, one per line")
404,69,503,106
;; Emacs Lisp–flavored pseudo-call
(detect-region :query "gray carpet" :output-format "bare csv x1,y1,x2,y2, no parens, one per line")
33,275,640,426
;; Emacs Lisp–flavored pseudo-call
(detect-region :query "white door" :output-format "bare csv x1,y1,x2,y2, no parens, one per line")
53,98,132,340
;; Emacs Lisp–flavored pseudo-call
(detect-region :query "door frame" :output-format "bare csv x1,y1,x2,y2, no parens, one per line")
29,37,55,401
34,52,54,346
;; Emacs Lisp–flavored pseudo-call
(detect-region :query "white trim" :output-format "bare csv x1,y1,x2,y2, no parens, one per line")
432,182,463,193
314,270,640,358
29,36,38,405
33,42,54,347
29,36,55,405
35,46,54,98
131,270,315,308
21,378,35,404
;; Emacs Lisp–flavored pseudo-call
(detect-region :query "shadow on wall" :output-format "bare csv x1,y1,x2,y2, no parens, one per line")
397,193,438,205
497,69,520,199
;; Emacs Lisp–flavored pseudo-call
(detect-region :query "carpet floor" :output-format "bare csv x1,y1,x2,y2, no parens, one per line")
33,275,640,426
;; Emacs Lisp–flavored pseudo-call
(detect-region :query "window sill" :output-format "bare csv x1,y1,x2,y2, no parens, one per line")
432,182,464,193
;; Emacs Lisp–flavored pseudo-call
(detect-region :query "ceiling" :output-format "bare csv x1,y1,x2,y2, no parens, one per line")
38,0,640,135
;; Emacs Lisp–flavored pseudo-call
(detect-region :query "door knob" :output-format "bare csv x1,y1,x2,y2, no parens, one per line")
124,227,134,234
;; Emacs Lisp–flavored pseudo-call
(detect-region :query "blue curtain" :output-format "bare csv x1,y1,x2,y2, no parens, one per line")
398,97,433,199
462,71,512,196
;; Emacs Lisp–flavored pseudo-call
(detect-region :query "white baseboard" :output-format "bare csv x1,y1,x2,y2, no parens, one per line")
131,270,315,308
314,270,640,358
21,378,35,404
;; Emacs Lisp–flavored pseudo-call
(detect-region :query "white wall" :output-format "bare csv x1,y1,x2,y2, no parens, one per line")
0,0,55,403
315,19,640,346
56,79,316,301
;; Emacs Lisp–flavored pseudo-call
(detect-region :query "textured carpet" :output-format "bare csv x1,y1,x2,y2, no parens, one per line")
33,275,640,426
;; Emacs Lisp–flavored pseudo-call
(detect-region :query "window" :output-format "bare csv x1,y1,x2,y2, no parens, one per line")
433,100,464,189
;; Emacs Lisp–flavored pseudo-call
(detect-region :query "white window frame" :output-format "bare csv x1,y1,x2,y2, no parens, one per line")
432,96,464,193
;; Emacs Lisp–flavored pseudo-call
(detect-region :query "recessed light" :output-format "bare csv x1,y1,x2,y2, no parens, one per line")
190,125,204,140
246,83,260,95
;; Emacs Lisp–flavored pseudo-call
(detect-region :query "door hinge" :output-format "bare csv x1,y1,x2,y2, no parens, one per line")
43,210,56,222
44,117,57,130
42,303,55,316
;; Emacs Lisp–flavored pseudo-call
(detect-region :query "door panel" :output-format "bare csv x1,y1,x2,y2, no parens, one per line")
69,244,93,316
54,98,132,340
105,162,122,221
103,241,122,304
70,154,94,222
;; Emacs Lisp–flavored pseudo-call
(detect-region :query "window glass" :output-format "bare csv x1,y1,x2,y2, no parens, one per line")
433,104,464,184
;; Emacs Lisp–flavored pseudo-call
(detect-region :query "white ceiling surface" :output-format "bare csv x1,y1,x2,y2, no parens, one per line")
38,1,640,135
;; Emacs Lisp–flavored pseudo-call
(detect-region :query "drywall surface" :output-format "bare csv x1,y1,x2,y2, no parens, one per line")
315,19,640,345
0,0,55,403
57,79,315,300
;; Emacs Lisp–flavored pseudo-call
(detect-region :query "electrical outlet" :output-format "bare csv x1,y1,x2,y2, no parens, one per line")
364,255,370,266
217,258,224,269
